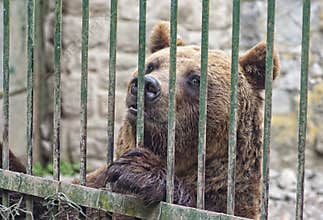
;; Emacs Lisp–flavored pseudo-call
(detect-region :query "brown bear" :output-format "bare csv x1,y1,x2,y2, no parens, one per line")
0,142,26,174
0,21,279,219
95,21,279,219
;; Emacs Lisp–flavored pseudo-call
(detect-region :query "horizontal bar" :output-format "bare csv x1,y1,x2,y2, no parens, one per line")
296,0,311,219
136,0,147,147
0,169,157,219
197,0,209,210
261,0,276,219
0,169,250,220
227,0,240,215
159,203,249,220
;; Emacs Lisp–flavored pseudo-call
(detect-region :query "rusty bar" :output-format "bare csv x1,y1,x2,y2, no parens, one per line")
26,0,35,217
0,169,250,220
136,0,146,147
53,0,62,182
197,0,209,210
80,0,89,187
107,0,118,166
1,0,10,209
296,0,311,219
166,0,178,204
226,0,240,215
260,0,276,219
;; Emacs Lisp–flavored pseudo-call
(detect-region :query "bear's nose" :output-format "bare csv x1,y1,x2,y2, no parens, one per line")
145,75,161,102
130,75,161,102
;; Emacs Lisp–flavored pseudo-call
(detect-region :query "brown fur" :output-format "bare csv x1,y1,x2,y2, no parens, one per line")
0,142,26,173
149,21,185,53
0,22,280,219
239,42,279,90
103,22,280,219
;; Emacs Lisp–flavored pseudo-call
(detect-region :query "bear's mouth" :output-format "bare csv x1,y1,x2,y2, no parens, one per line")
126,95,165,124
127,103,149,117
128,104,138,115
126,101,154,122
127,101,147,118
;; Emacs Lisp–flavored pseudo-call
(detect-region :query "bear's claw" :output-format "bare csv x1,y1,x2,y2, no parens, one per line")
105,148,166,206
105,148,195,207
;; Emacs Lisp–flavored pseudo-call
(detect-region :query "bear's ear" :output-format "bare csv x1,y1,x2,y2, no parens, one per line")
149,21,185,53
239,42,280,90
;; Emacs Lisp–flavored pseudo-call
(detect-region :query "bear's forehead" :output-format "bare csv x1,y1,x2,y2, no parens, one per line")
146,46,200,65
146,46,230,68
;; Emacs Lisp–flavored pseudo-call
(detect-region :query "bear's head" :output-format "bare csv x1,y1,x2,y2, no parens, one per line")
124,22,279,170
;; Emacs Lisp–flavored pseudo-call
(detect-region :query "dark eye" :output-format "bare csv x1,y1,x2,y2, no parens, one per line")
146,63,154,74
188,75,200,87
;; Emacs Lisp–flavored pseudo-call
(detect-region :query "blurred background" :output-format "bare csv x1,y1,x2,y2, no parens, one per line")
0,0,322,219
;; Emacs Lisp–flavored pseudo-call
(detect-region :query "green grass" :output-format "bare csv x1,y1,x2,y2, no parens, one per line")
33,161,80,177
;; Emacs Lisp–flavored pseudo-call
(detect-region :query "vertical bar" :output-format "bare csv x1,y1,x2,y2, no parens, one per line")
136,0,146,147
53,0,62,181
80,0,89,218
296,0,311,219
260,0,276,219
107,0,118,166
26,0,35,218
166,0,178,204
2,0,10,208
80,0,89,187
227,0,240,215
26,0,34,181
197,0,209,210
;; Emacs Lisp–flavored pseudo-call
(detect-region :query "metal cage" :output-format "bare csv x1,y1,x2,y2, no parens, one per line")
0,0,311,219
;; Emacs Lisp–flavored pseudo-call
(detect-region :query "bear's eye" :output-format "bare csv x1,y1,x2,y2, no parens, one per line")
146,63,155,74
188,75,200,87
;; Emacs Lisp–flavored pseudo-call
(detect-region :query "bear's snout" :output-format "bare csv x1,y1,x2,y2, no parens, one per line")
129,75,161,103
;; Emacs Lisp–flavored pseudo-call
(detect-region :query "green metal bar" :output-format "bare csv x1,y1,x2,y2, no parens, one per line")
159,203,250,220
107,0,118,166
136,0,146,148
2,0,10,209
0,169,250,220
296,0,311,219
26,0,35,218
26,0,35,178
260,0,276,219
80,0,89,187
227,0,240,215
197,0,209,210
166,0,178,204
80,1,89,217
53,0,62,181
